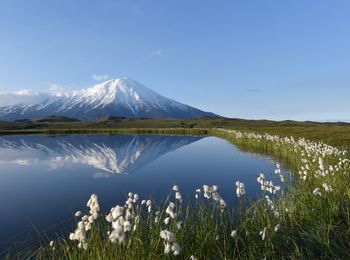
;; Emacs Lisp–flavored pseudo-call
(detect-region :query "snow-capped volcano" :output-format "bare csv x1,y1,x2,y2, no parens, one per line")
0,78,217,120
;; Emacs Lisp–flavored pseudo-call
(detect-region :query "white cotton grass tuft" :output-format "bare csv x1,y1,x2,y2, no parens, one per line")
257,174,281,194
160,229,181,255
164,217,170,225
203,185,211,199
274,163,281,174
274,224,281,232
160,230,175,243
172,242,181,255
195,188,201,199
69,194,100,250
235,181,245,198
230,230,238,238
322,183,333,192
313,188,322,196
201,185,227,211
259,227,267,241
146,199,152,213
177,221,182,230
106,192,140,244
166,202,177,219
175,191,183,203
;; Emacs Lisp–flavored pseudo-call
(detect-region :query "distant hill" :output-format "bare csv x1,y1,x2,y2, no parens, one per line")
98,116,127,122
33,116,80,123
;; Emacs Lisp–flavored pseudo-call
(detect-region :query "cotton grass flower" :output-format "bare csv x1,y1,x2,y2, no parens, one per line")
203,185,211,199
275,163,281,174
146,200,152,213
274,224,280,232
322,183,333,192
105,193,141,245
313,188,322,196
69,194,100,250
160,229,181,256
164,243,171,254
257,174,281,194
175,191,183,203
155,211,160,223
166,202,177,219
235,181,245,198
219,198,227,211
160,230,175,243
279,175,285,182
177,221,182,230
230,230,237,238
87,194,100,217
201,184,226,211
172,242,181,255
172,185,179,192
195,188,201,199
259,227,267,241
164,217,170,225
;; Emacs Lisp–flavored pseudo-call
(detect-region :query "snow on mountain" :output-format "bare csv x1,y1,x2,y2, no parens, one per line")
0,78,217,120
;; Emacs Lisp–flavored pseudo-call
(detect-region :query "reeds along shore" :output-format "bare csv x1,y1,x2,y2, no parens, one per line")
7,128,350,259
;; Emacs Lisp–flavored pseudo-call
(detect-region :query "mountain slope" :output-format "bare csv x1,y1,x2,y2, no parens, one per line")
0,78,217,120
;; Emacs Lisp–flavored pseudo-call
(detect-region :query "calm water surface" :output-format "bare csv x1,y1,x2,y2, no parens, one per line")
0,134,285,251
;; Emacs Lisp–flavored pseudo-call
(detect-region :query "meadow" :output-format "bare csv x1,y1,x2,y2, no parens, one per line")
1,117,350,148
4,121,350,259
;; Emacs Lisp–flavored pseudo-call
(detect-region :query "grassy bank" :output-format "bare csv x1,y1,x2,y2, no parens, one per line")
1,117,350,148
0,128,208,136
7,128,350,259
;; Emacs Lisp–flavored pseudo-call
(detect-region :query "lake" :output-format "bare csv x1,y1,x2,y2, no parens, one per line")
0,134,285,252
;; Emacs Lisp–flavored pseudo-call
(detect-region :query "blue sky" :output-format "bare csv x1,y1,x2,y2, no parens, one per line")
0,0,350,121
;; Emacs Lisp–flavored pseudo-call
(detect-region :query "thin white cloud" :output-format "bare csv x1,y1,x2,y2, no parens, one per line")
149,49,163,57
92,74,110,81
0,82,69,107
0,90,48,107
47,83,67,96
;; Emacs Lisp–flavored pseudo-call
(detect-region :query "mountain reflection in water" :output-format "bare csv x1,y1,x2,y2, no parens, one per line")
0,134,203,174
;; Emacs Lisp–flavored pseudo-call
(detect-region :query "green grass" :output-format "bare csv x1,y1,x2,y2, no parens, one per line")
5,127,350,259
1,117,350,148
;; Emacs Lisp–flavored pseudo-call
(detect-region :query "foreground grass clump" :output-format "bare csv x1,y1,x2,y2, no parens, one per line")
11,129,350,259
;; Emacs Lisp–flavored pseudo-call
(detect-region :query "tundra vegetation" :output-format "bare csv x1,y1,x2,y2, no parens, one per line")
6,126,350,259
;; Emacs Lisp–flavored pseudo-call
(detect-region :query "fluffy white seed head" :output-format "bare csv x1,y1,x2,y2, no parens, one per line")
230,230,237,238
172,242,181,255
